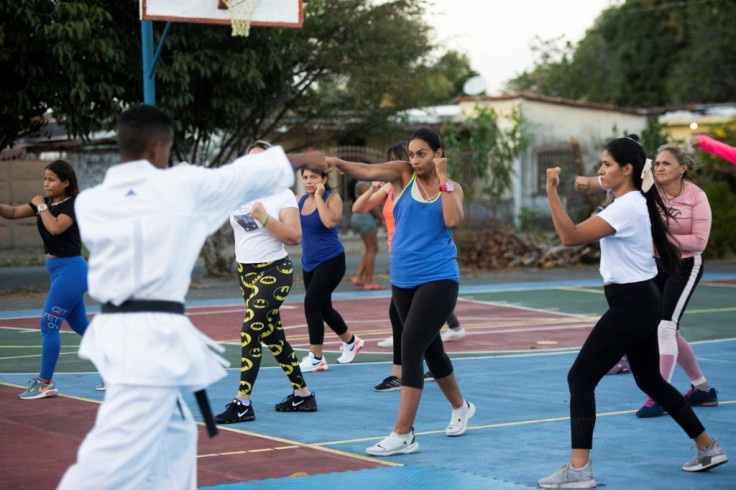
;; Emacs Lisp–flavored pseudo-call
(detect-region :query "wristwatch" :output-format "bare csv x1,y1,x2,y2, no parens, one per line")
439,181,455,193
37,203,48,212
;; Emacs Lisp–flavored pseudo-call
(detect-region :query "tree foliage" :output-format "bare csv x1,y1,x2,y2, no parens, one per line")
1,0,474,161
441,105,531,220
0,0,140,148
506,0,736,107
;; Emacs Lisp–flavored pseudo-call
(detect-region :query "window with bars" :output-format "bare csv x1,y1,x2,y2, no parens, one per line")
535,145,575,195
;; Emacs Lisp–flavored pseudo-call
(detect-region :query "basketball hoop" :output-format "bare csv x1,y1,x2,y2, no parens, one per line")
218,0,264,37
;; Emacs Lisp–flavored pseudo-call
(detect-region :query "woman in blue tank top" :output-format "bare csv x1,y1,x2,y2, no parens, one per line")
296,168,364,374
328,128,475,457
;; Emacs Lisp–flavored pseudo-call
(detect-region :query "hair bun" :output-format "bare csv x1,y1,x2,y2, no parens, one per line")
626,134,641,142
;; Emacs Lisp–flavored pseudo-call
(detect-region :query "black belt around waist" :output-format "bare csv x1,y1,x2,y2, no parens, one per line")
99,299,217,437
101,300,185,315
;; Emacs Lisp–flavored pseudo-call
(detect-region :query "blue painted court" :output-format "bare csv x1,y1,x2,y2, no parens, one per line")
1,274,734,489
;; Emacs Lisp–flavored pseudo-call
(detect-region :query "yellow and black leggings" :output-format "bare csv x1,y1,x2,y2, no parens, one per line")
237,257,305,396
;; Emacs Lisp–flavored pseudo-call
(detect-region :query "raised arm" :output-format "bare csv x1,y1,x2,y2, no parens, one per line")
573,176,604,195
329,158,410,184
435,157,464,228
30,195,74,235
290,151,329,171
0,202,35,220
352,182,389,214
314,185,343,229
547,167,614,246
248,201,302,246
692,134,736,165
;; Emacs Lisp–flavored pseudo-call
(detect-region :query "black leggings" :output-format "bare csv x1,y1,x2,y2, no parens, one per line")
237,257,305,396
392,280,458,388
567,279,705,449
390,299,460,366
653,255,703,326
303,252,349,345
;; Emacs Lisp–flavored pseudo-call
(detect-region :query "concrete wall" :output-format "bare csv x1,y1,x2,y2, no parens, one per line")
459,96,648,223
1,159,48,248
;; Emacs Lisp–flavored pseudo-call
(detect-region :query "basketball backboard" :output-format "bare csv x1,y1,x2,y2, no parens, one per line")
140,0,303,28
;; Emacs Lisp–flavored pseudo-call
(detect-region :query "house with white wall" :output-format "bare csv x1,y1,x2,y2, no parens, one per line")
456,93,648,224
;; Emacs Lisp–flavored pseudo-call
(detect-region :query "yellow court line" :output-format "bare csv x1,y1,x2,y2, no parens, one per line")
0,381,102,404
197,423,400,466
686,307,736,314
315,400,736,447
0,351,78,361
0,380,397,466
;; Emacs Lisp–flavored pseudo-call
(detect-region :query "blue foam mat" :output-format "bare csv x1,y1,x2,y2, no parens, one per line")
2,340,734,489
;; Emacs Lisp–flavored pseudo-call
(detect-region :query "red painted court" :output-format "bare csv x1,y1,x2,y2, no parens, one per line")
0,295,598,488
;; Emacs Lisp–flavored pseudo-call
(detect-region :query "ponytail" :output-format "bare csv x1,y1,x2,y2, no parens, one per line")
605,135,680,277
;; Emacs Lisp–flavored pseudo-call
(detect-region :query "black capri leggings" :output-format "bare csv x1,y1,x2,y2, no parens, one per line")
303,252,349,345
391,280,458,389
389,300,460,367
567,279,705,449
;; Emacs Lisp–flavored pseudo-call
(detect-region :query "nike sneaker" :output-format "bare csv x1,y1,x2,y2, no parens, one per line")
18,377,58,400
275,392,317,412
214,398,255,423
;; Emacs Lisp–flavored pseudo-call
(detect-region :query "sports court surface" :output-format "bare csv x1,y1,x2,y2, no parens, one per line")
1,272,734,489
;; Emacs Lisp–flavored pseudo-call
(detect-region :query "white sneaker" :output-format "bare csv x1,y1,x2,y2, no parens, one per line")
95,381,106,391
446,399,475,436
441,327,466,342
298,352,328,373
365,431,419,456
337,336,364,364
377,335,393,348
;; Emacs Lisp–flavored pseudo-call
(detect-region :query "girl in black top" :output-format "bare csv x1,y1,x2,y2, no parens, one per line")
1,160,90,399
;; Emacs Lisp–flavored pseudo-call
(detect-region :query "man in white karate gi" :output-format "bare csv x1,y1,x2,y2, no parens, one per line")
58,104,326,489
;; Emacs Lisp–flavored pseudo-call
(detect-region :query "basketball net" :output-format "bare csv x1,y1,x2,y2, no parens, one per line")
221,0,264,37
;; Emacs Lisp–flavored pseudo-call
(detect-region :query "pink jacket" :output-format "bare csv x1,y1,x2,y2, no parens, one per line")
660,180,711,258
698,134,736,165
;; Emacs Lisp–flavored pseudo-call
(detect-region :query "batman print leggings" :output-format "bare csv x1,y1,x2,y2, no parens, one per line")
237,257,305,396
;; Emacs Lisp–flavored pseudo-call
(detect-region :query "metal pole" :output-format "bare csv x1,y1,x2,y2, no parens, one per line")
141,20,155,105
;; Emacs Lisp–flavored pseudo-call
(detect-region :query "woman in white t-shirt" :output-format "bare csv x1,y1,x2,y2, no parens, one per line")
214,140,317,424
538,135,727,488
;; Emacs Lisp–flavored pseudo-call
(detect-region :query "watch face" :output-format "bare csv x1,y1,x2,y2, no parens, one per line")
442,181,454,192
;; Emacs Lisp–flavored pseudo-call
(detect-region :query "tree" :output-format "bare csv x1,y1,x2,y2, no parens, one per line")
0,0,141,148
2,0,477,273
441,105,531,221
2,1,473,158
506,0,736,107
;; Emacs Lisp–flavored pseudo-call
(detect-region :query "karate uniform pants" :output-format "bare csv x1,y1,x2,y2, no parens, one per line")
58,383,197,490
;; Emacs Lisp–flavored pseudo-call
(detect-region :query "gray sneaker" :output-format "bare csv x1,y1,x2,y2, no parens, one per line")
682,439,728,472
538,460,596,488
18,378,58,400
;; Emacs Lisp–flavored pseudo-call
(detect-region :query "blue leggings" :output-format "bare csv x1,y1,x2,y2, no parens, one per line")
40,256,89,380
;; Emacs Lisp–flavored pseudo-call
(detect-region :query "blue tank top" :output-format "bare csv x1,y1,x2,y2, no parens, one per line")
299,191,345,272
390,174,459,288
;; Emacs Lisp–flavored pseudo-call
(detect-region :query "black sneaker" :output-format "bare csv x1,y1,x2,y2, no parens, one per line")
214,398,255,423
424,371,435,382
275,392,317,412
374,376,401,392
